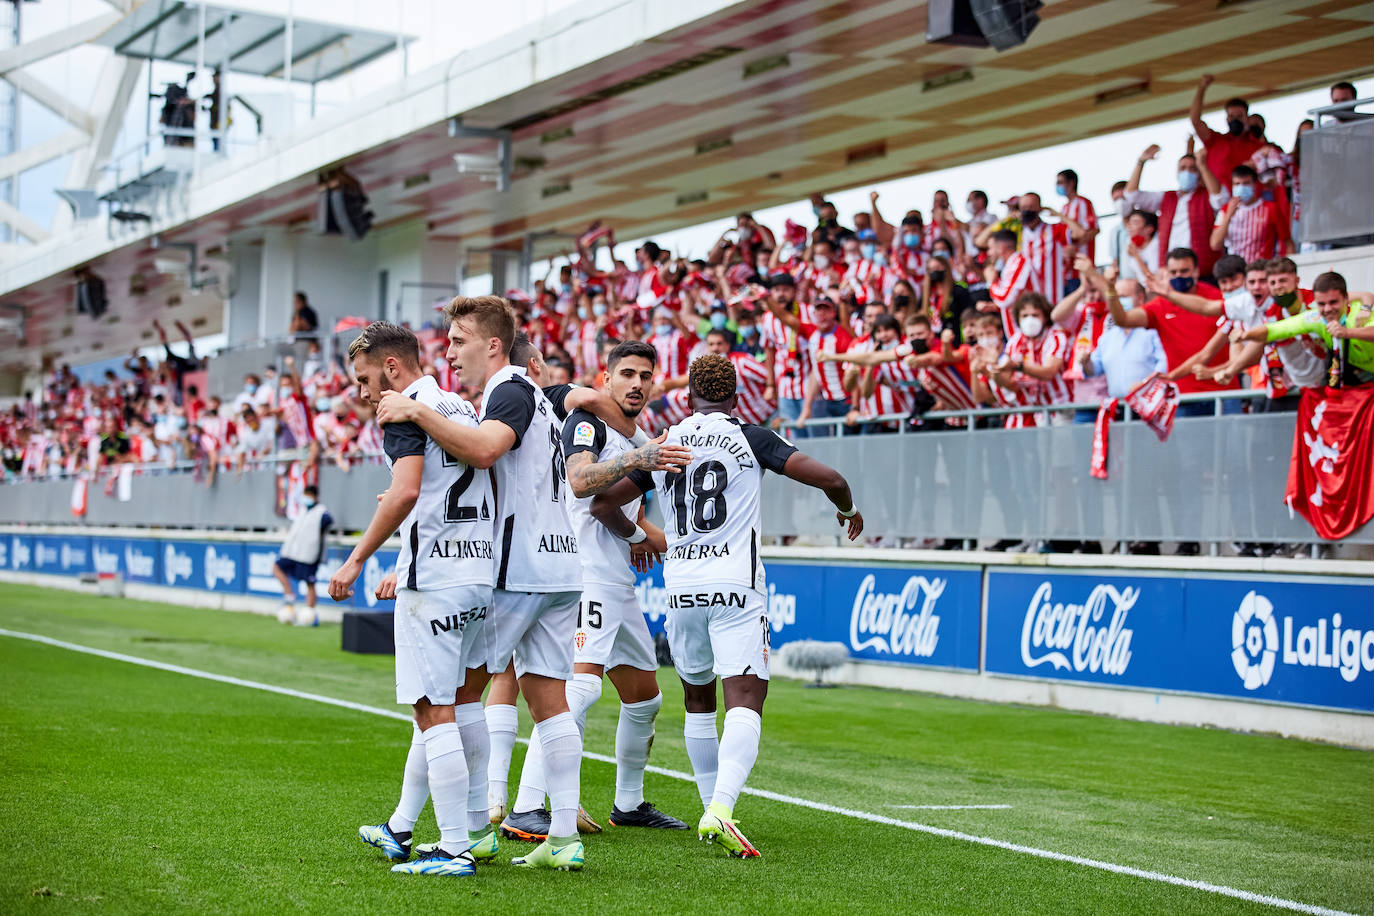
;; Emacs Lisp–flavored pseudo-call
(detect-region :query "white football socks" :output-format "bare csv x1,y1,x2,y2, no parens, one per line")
422,722,468,854
614,692,661,812
388,722,428,833
683,711,720,809
711,707,761,813
454,702,491,833
512,674,602,811
512,723,546,813
538,711,583,840
485,703,518,809
566,672,603,734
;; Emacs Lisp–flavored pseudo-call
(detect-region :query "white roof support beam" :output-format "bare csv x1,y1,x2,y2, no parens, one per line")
0,130,88,182
0,11,123,74
64,57,139,189
2,70,97,134
0,199,51,243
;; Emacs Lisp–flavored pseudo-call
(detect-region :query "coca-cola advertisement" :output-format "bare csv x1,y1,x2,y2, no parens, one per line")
984,570,1374,712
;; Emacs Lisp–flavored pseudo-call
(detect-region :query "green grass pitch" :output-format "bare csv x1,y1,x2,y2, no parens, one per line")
0,583,1370,915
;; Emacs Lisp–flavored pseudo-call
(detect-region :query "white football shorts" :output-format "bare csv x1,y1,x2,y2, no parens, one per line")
663,584,769,685
487,589,581,681
575,581,657,672
394,584,492,706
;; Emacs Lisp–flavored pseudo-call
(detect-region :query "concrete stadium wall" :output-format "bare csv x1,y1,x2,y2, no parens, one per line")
0,526,1369,749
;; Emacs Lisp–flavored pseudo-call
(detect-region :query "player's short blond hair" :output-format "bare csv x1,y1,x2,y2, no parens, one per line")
443,295,516,355
688,353,736,403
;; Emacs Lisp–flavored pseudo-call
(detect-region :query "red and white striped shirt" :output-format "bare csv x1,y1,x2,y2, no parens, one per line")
1215,199,1287,263
1006,327,1074,406
841,259,889,305
729,352,775,425
1019,221,1071,302
763,310,811,400
890,243,926,285
806,323,855,402
895,342,979,411
874,353,919,416
635,268,671,312
648,329,697,380
1060,195,1097,278
982,364,1040,428
989,251,1032,338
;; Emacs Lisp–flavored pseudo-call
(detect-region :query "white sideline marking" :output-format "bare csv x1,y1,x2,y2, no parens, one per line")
0,627,1354,916
889,804,1013,810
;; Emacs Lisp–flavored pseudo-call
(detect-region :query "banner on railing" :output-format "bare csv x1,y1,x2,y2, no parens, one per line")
984,569,1374,713
8,534,397,610
634,560,982,671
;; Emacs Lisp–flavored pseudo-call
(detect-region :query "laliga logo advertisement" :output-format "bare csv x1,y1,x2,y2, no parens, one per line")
1231,590,1374,691
850,573,943,659
164,543,193,585
361,555,385,608
12,536,29,569
203,545,239,590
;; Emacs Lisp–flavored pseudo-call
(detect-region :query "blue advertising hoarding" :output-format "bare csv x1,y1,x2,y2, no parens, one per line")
634,561,982,672
985,569,1374,713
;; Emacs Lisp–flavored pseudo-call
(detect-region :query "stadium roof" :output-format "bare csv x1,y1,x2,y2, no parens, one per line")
5,0,1373,371
95,1,412,84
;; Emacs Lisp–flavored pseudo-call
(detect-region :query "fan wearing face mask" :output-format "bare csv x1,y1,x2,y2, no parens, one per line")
995,291,1074,417
1107,247,1238,415
1189,73,1264,187
1124,141,1229,281
1211,164,1291,262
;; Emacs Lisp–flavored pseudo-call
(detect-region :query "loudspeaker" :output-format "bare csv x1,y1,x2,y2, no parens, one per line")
926,0,987,47
970,0,1043,52
341,611,395,654
927,0,1042,52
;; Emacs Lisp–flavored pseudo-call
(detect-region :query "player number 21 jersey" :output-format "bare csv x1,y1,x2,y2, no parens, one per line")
382,374,494,591
630,411,795,592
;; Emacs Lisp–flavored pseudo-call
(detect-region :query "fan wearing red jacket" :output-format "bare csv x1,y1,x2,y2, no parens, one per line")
1106,247,1238,417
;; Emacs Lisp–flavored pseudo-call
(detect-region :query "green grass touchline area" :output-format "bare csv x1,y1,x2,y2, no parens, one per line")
1,585,1370,915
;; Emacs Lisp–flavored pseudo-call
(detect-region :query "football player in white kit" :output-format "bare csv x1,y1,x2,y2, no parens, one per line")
481,334,672,835
591,353,863,858
328,322,496,877
373,297,594,871
502,340,692,835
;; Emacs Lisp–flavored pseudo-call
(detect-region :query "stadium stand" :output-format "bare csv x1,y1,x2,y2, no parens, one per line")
3,77,1373,557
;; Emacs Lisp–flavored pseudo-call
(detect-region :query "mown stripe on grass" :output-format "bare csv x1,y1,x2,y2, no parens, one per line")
0,627,1354,916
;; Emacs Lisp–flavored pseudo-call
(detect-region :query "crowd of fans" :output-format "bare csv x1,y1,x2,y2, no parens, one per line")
4,77,1370,554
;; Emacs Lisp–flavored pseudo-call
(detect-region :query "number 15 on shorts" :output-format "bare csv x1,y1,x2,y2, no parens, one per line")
578,600,603,630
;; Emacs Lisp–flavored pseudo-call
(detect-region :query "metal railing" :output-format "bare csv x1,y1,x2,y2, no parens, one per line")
776,388,1267,434
0,401,1359,549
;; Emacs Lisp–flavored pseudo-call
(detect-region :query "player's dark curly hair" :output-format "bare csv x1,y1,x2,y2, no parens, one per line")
688,353,736,403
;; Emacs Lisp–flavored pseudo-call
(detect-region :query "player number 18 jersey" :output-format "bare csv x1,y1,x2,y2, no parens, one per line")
630,411,795,592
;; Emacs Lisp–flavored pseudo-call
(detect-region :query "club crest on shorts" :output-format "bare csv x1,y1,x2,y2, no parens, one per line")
575,629,588,650
572,421,595,447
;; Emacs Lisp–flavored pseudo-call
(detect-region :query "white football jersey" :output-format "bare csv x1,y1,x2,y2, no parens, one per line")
633,411,796,591
562,408,639,588
383,374,494,591
480,365,582,593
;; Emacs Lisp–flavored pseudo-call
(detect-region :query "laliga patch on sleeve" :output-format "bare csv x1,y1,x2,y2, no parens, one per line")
572,421,596,447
